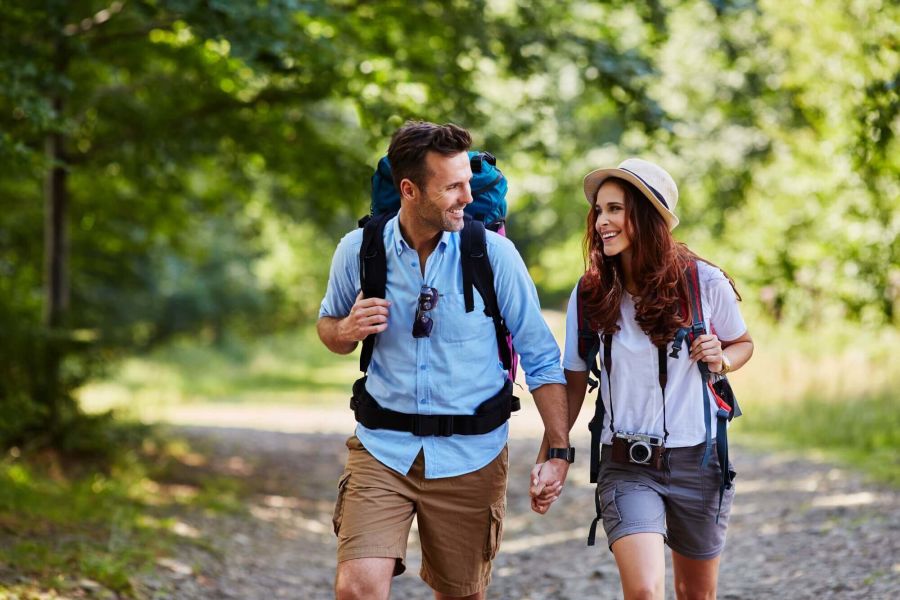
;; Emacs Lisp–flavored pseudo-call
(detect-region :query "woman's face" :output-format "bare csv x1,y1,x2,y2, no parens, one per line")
594,180,632,258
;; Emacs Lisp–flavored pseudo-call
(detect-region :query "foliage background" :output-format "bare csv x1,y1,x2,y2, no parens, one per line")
0,0,898,449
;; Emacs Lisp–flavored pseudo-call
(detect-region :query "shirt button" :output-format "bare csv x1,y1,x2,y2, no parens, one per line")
411,262,418,268
420,365,427,371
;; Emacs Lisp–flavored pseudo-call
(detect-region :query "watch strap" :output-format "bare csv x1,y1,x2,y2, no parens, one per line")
547,447,575,463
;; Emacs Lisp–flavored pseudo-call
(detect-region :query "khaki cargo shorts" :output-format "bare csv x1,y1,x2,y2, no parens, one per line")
332,436,508,597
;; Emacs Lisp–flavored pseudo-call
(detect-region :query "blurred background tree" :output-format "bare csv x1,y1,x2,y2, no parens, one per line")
0,0,897,450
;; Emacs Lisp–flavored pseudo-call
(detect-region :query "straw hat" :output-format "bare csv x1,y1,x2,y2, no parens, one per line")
582,158,680,230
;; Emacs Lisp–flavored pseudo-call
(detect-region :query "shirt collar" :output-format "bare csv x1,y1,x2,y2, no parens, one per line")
389,214,451,256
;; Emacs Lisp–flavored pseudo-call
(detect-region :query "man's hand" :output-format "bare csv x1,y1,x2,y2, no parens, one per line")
529,459,569,514
340,292,391,342
317,292,391,354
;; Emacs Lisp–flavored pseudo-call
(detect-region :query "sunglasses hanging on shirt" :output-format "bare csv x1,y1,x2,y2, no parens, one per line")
413,285,439,338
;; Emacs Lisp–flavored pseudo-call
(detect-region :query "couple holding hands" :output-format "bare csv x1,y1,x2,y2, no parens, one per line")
318,120,753,600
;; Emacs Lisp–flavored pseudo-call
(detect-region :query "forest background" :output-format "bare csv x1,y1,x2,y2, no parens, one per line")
0,0,897,594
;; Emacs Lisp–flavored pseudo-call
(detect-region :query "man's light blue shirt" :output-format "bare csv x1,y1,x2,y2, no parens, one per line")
319,215,565,478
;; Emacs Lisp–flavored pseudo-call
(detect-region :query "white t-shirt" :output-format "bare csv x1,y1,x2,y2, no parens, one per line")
563,261,747,448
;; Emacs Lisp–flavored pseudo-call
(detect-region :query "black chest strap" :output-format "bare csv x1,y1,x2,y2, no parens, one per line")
350,376,519,436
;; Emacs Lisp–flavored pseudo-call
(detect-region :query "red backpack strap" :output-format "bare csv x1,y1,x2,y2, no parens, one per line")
686,259,704,339
669,261,703,359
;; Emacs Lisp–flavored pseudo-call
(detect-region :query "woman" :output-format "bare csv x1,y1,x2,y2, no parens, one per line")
535,158,753,599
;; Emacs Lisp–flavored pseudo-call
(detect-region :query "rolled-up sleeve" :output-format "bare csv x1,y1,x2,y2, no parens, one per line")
487,235,566,391
318,230,363,319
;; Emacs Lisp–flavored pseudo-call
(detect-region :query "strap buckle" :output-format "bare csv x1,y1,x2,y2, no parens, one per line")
690,321,706,339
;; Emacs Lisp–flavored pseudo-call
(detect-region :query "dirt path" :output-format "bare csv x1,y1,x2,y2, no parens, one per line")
139,423,899,600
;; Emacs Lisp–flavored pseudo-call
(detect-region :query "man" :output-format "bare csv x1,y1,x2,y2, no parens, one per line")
318,121,570,600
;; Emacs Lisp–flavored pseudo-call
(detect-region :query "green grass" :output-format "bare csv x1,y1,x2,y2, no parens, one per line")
78,326,359,416
724,318,900,486
0,427,245,596
734,390,900,485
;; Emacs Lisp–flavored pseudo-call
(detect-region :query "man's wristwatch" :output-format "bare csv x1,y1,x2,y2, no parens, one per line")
547,447,576,463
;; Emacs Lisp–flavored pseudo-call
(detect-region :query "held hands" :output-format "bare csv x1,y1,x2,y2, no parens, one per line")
340,292,391,343
689,333,726,373
529,459,569,515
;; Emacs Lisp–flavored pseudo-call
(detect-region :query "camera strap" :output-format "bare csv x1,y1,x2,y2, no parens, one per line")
587,334,669,547
603,333,614,434
599,335,669,442
658,346,670,443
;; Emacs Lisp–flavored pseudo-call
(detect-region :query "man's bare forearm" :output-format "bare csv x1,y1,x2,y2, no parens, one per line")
317,316,359,355
536,369,588,462
531,382,570,451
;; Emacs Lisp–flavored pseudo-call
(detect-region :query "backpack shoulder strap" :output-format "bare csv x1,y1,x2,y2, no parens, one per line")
460,217,512,371
358,211,395,373
686,259,737,517
576,276,601,364
670,260,704,358
683,259,718,467
686,260,704,329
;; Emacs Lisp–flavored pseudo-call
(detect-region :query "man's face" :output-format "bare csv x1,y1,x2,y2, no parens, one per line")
410,151,473,233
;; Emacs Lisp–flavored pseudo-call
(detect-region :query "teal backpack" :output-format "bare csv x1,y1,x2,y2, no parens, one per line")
368,151,509,233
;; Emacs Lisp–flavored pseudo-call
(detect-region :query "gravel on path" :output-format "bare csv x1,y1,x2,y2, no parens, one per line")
136,425,899,600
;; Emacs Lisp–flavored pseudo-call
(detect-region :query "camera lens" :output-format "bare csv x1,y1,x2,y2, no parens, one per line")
629,442,651,464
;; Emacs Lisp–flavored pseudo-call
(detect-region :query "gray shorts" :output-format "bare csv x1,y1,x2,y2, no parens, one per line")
596,441,736,560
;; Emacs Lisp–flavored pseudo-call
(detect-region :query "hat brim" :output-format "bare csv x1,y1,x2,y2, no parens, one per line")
582,167,679,230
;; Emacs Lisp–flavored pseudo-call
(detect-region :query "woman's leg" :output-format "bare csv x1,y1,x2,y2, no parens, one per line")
671,550,721,600
611,533,666,600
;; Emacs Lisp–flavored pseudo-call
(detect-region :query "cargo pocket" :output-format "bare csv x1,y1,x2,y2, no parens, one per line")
332,471,351,536
483,497,506,561
726,461,737,496
599,483,621,527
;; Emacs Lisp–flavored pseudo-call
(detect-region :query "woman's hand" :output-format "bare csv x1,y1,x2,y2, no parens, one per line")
529,462,563,514
689,333,726,372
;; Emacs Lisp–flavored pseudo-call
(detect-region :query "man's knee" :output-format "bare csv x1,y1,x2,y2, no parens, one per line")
335,558,393,600
334,574,381,600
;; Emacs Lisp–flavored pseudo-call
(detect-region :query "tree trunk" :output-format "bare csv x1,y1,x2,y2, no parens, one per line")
42,94,69,431
44,99,69,328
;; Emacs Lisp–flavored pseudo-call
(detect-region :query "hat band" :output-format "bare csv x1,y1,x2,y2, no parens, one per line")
620,168,670,210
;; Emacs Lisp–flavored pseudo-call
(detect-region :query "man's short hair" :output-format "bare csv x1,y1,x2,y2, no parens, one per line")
387,121,472,193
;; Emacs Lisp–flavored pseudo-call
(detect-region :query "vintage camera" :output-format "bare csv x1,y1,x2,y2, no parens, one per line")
611,431,666,470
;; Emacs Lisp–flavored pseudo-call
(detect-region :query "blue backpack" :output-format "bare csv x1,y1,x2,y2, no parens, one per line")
369,151,509,233
358,151,518,382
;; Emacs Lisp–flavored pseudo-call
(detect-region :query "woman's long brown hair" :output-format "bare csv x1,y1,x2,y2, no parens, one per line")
580,178,740,346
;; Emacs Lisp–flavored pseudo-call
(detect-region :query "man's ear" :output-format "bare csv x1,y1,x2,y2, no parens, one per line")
399,178,418,202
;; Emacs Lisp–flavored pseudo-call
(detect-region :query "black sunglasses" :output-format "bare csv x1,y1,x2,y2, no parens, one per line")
413,285,439,338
